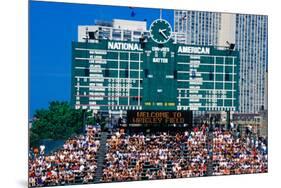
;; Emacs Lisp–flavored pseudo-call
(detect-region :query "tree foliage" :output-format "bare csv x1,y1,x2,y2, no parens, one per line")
29,101,91,147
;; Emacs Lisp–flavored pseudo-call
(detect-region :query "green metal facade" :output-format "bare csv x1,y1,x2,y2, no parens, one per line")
71,39,239,112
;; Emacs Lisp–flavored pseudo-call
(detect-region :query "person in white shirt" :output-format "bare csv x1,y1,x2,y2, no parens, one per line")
40,145,45,155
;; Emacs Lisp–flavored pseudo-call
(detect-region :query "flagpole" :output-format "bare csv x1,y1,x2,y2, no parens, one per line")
160,9,162,20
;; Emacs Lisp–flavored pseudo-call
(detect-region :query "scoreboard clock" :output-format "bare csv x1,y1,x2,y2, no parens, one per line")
149,19,172,44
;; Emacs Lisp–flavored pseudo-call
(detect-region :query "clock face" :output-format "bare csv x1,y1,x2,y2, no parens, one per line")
149,19,172,44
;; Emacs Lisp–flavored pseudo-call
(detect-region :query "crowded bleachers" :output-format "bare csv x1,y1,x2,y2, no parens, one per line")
102,125,208,182
212,128,268,175
28,122,268,186
28,125,100,187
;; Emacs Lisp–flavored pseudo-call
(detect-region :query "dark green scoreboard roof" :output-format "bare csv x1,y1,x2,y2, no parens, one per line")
71,39,239,112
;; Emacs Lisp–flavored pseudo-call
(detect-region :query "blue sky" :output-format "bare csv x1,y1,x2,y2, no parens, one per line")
29,1,174,118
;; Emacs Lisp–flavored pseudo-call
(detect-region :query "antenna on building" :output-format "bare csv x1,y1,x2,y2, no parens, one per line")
160,9,162,20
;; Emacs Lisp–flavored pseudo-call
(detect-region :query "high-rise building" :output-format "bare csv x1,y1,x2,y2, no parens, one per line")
174,11,221,46
174,10,268,113
235,14,268,113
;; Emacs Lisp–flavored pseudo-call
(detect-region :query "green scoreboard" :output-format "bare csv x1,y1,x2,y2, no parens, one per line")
71,19,239,113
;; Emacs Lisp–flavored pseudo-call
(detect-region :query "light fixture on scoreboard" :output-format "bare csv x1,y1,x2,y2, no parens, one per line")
226,41,235,50
139,33,148,49
83,27,99,42
226,41,235,55
88,30,98,40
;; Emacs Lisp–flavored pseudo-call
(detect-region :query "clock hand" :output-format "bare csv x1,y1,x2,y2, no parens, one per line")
159,29,168,39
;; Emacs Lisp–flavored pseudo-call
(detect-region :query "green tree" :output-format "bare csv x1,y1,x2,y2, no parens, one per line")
29,131,40,147
29,101,91,147
86,115,96,125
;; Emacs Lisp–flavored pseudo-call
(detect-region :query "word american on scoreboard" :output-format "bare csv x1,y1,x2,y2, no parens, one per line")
127,110,193,124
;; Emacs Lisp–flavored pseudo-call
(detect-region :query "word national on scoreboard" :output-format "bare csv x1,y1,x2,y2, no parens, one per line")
71,18,239,114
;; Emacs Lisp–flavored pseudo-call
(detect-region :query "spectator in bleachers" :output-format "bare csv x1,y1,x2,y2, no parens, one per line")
212,128,267,176
102,126,208,182
29,122,268,186
28,125,100,187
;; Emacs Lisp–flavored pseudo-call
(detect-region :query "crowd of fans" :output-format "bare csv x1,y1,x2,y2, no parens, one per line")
28,126,100,187
28,122,268,186
212,128,268,175
102,125,208,182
